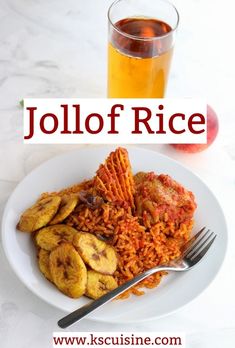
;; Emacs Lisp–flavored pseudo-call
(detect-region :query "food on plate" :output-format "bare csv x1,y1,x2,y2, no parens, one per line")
170,104,219,153
35,224,78,251
38,180,93,200
66,202,129,238
17,196,61,232
49,243,87,298
73,232,117,275
17,147,197,300
134,172,197,228
112,215,192,297
38,248,52,282
78,191,104,209
95,147,135,207
49,195,78,225
86,270,118,300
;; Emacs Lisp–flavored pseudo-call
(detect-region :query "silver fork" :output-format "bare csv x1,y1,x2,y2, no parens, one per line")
58,227,216,328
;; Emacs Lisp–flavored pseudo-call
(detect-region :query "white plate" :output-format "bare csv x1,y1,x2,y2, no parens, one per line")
1,146,227,323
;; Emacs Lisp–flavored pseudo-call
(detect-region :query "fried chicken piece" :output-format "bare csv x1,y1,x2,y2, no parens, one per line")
134,172,197,227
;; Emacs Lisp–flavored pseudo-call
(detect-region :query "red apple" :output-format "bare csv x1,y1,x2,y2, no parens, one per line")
170,105,219,153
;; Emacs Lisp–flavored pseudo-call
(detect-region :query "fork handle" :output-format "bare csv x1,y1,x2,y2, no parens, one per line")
58,266,167,328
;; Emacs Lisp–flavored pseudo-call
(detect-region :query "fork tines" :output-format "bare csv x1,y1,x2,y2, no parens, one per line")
183,227,217,263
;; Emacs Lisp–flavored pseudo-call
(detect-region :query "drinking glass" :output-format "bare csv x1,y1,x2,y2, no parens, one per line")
108,0,179,98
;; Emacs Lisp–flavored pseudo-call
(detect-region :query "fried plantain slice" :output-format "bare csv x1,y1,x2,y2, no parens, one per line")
49,195,78,225
73,232,117,275
85,270,117,300
38,248,53,282
49,243,87,298
35,224,78,251
17,196,61,233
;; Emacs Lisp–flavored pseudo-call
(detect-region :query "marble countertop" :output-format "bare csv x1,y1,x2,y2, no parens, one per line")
0,0,235,347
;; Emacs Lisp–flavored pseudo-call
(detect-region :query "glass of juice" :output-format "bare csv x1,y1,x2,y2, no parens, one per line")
108,0,179,98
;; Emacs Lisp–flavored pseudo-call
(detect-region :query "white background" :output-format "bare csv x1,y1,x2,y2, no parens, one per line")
0,0,235,347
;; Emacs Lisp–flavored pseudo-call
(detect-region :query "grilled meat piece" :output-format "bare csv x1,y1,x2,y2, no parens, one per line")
134,172,197,227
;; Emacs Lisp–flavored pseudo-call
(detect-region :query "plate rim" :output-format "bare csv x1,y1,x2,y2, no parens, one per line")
1,145,228,323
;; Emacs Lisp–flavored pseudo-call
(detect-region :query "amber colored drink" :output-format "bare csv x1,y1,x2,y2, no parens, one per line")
108,18,174,98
